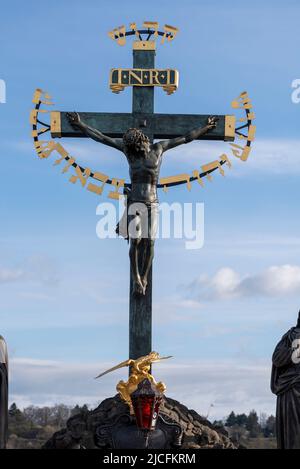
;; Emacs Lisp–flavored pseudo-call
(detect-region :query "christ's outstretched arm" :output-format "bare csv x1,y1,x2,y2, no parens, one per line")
67,112,124,152
154,116,219,153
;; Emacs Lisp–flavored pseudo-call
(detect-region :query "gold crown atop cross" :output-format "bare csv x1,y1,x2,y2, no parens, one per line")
108,22,179,48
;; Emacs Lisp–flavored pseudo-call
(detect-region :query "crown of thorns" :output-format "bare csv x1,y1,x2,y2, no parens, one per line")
123,128,150,150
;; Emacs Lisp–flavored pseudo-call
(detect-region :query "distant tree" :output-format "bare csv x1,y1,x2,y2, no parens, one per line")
41,407,51,427
264,415,276,437
259,412,268,429
213,419,225,428
8,403,33,438
227,424,248,444
9,403,22,419
9,403,17,415
71,404,89,416
71,404,81,416
52,404,71,427
246,410,261,437
22,406,36,430
226,411,237,427
235,413,248,426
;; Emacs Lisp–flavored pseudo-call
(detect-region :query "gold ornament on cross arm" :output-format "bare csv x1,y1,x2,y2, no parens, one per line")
30,88,255,198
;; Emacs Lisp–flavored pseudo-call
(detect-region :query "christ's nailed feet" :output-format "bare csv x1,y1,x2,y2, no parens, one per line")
141,276,148,295
133,278,145,296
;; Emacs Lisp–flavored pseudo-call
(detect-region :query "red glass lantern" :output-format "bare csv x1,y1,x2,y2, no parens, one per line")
131,379,163,445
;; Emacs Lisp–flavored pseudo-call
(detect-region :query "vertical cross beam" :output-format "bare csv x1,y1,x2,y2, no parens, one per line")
132,44,155,115
129,42,155,360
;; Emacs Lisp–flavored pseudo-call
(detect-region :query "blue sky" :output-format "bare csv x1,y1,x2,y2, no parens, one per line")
0,0,300,419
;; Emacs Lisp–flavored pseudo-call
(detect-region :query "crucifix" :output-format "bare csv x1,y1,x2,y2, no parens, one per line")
31,22,255,362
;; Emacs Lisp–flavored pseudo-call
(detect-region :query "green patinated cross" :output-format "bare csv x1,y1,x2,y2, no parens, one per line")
50,43,234,360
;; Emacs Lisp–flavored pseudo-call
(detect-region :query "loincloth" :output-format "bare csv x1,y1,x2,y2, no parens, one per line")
116,199,159,241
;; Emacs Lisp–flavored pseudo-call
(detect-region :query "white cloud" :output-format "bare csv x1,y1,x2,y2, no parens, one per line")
239,265,300,296
10,137,300,177
188,264,300,301
167,138,300,177
244,139,300,176
153,297,203,324
0,255,59,286
0,268,23,283
9,357,275,420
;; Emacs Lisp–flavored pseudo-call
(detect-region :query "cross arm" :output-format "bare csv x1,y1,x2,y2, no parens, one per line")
155,116,219,153
50,112,134,138
66,113,124,152
50,111,235,142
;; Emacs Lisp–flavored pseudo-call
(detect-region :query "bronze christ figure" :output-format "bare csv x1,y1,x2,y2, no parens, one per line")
67,112,218,295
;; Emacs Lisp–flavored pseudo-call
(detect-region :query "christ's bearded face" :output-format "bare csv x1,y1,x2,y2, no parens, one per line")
123,128,150,157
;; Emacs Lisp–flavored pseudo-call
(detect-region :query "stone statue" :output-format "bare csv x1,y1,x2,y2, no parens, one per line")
0,336,8,449
67,112,218,295
271,310,300,448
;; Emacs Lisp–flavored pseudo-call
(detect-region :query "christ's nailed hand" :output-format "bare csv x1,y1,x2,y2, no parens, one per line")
207,116,219,129
67,111,81,127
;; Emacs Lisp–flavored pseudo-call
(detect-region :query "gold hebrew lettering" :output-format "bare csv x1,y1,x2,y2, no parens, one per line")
30,110,39,125
159,174,191,193
161,24,179,44
32,89,42,104
192,170,205,187
34,140,57,159
247,112,256,120
247,124,256,141
237,124,256,142
201,160,224,178
220,153,232,169
32,89,53,105
87,171,109,196
108,25,126,45
239,112,256,122
30,109,49,125
53,143,70,165
115,25,126,46
201,155,232,177
230,143,251,161
242,102,252,110
205,160,227,176
231,91,252,110
61,158,75,173
53,155,66,166
31,127,49,137
69,166,91,187
108,178,125,199
130,22,137,31
231,97,244,109
143,21,159,37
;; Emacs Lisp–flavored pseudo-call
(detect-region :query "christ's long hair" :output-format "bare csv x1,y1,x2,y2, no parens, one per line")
123,128,150,154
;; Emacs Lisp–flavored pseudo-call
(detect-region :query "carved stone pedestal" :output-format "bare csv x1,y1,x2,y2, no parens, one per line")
43,395,236,449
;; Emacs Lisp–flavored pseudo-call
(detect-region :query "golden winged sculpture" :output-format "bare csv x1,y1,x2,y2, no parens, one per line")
95,351,172,413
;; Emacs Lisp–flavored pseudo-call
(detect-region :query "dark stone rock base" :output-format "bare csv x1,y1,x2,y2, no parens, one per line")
44,395,236,449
